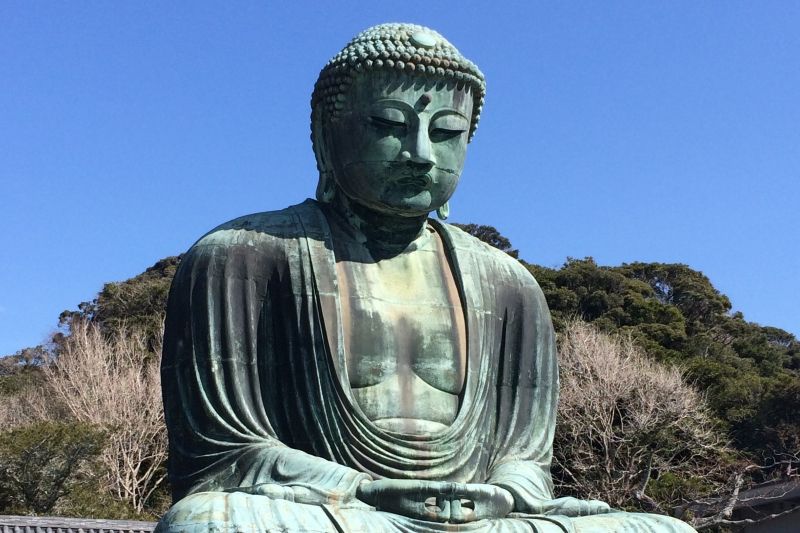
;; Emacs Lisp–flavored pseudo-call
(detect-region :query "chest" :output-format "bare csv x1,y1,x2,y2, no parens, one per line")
334,236,467,393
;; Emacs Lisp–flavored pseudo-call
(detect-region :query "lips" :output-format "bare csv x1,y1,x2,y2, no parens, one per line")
395,173,432,189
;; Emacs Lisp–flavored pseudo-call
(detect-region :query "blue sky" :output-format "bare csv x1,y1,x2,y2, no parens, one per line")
1,2,798,355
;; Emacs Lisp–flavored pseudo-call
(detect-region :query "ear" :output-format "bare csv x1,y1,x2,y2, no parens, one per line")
436,201,450,220
312,108,336,203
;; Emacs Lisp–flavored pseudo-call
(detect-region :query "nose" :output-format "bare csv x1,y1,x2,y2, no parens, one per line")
402,125,435,172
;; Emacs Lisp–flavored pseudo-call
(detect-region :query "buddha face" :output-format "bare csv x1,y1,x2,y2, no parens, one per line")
324,73,474,217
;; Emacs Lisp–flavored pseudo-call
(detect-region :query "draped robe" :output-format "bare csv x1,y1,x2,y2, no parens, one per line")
156,200,695,533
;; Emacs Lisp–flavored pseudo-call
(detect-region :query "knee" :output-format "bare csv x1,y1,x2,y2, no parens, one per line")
640,514,696,533
156,492,232,532
155,491,341,533
571,511,696,533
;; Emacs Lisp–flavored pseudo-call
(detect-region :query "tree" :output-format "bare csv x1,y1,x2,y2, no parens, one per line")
451,223,519,258
0,422,105,514
36,321,168,515
58,256,181,346
554,319,734,516
618,263,731,335
528,257,800,467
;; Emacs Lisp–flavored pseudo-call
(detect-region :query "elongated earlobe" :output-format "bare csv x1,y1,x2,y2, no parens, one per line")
436,202,450,220
316,171,336,203
312,110,337,204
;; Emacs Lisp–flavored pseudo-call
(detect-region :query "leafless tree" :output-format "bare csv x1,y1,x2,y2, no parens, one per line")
554,319,733,514
683,459,800,530
0,392,33,429
35,321,167,514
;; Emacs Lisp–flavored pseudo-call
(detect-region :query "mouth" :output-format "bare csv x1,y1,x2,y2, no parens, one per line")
395,173,432,189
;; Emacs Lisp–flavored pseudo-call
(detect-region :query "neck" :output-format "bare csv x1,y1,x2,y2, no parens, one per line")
326,189,429,259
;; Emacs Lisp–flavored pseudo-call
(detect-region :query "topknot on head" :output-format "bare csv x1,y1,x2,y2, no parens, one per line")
311,23,486,142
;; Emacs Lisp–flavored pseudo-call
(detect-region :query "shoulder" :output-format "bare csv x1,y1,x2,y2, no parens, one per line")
172,199,327,282
192,199,325,250
437,221,545,296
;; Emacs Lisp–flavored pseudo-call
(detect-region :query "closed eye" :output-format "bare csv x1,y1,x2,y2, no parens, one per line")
370,116,407,129
430,128,466,141
430,114,469,142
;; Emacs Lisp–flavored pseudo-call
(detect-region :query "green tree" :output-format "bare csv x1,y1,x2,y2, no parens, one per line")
618,263,731,334
58,256,181,348
451,223,519,258
0,422,106,514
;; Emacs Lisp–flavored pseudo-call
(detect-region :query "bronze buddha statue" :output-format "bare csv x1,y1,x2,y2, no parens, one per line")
156,23,696,533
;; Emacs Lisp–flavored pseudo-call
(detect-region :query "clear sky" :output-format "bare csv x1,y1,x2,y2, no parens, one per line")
1,2,798,355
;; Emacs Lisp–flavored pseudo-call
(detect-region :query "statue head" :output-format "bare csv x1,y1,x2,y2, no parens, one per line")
311,23,486,219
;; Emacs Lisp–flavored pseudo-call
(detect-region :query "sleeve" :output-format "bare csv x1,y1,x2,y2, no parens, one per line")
485,267,560,511
161,234,370,504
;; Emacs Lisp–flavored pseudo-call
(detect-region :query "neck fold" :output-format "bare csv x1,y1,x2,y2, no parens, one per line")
326,190,429,259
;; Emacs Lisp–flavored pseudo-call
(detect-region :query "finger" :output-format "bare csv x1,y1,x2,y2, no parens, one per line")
255,483,293,501
589,500,612,514
438,481,457,496
450,498,478,524
435,495,451,522
471,496,495,521
423,495,444,522
449,497,464,523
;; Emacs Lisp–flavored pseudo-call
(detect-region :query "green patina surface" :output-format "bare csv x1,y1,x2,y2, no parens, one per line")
156,23,696,533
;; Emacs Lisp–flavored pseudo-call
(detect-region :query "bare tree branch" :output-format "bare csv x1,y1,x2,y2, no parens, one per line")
553,319,733,512
33,321,168,513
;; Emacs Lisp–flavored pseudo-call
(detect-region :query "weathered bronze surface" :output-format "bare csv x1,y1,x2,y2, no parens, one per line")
156,23,696,532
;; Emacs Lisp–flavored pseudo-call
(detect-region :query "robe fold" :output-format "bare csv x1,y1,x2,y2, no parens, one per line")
158,199,696,533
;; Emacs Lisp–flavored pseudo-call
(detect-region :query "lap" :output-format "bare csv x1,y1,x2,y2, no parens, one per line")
156,492,695,533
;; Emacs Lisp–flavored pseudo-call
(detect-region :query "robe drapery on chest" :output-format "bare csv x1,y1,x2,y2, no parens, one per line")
161,199,559,513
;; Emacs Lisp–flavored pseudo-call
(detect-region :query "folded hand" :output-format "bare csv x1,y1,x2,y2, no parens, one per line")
357,479,514,523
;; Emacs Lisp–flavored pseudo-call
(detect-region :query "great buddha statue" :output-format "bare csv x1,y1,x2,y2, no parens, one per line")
156,23,696,533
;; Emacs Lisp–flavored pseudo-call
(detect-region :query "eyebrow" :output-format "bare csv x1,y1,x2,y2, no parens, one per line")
370,99,469,120
432,108,469,120
370,99,414,113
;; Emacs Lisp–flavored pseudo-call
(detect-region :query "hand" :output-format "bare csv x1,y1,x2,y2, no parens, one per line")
230,482,373,508
229,483,320,504
523,496,612,517
356,479,514,523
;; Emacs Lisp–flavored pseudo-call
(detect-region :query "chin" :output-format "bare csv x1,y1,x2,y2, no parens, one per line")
378,191,439,216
